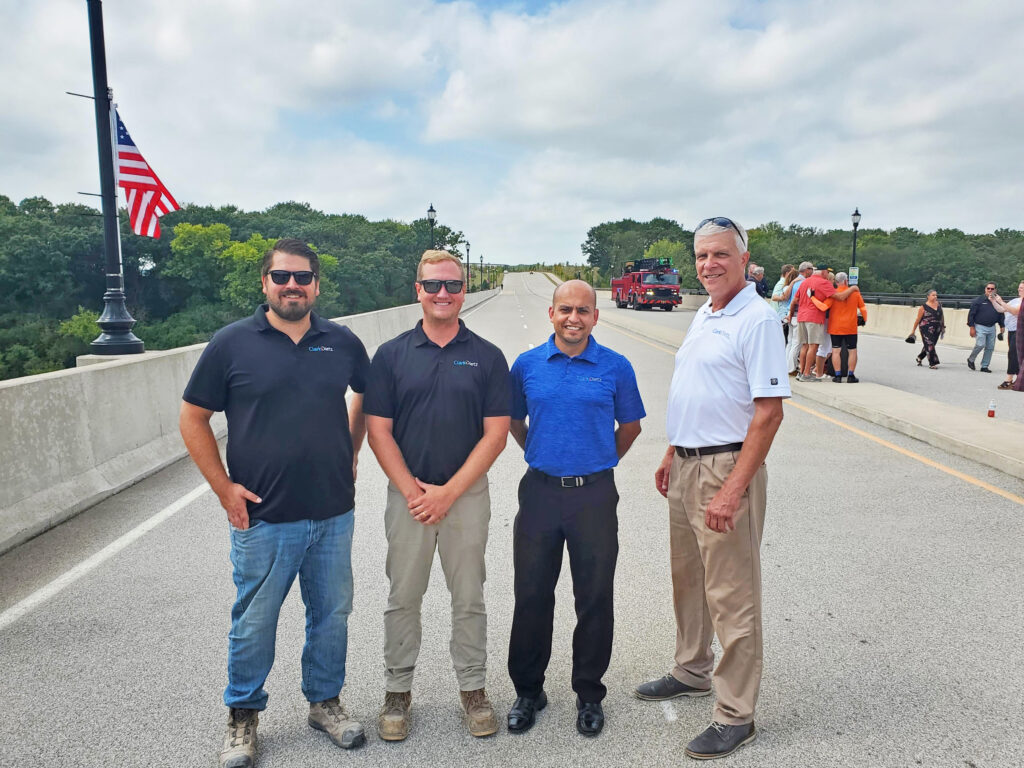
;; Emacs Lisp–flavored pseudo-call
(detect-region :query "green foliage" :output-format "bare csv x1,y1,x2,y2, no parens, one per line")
644,240,698,288
58,308,101,345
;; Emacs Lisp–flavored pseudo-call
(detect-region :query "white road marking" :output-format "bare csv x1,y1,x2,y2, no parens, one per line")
0,483,210,631
661,701,678,722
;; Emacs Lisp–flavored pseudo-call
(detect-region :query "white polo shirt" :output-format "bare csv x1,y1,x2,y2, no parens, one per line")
667,282,791,447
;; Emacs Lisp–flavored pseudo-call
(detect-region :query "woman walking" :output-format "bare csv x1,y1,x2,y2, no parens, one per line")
909,290,944,368
990,281,1023,391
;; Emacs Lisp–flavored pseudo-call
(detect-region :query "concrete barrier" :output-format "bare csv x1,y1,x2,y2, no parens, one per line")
0,290,498,555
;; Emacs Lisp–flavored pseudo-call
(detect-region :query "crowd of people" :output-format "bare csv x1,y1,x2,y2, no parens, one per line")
182,218,786,767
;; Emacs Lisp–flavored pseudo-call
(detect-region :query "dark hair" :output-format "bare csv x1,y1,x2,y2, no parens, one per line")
261,238,320,277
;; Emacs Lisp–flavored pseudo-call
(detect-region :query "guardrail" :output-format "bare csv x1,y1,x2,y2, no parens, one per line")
679,288,982,310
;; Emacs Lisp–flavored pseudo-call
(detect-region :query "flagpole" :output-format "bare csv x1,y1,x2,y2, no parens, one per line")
86,0,143,354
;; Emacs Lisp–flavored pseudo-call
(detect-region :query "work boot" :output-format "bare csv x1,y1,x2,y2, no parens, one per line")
377,691,412,741
219,708,258,768
459,688,499,737
308,697,366,749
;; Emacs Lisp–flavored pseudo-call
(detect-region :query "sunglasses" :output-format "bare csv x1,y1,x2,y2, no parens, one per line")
419,279,464,294
697,216,746,245
268,270,316,285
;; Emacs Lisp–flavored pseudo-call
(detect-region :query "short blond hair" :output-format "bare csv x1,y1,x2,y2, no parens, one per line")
417,249,466,281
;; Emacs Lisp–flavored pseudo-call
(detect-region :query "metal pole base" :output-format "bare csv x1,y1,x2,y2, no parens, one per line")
90,288,144,354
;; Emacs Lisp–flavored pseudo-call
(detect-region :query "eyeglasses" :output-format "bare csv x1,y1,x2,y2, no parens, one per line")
419,279,465,294
268,270,316,285
697,217,746,245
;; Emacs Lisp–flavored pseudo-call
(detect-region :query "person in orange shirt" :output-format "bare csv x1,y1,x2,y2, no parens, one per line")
812,272,866,383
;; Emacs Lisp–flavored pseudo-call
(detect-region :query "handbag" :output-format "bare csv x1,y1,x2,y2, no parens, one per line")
904,334,916,344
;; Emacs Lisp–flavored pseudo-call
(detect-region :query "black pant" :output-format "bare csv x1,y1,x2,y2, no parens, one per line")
507,469,619,704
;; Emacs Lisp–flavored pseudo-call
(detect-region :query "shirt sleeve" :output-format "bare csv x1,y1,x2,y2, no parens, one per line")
362,347,395,417
817,279,837,299
182,335,228,411
483,348,512,418
743,317,792,399
613,356,646,423
347,330,370,394
510,357,528,421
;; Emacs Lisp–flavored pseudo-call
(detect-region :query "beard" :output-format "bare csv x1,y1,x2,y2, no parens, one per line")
268,293,314,322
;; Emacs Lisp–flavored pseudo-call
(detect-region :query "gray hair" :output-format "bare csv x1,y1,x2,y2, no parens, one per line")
798,261,814,272
693,219,747,253
752,266,765,277
835,271,848,284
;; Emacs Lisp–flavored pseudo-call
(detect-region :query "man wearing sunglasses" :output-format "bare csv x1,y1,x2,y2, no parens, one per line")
505,279,644,738
180,239,370,767
966,282,1005,372
635,217,789,760
364,250,511,741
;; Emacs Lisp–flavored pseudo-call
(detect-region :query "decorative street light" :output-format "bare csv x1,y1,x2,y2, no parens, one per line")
466,241,471,291
427,203,436,248
851,207,861,268
480,254,483,291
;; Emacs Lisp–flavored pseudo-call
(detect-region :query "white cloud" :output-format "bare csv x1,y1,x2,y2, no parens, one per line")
2,0,1023,264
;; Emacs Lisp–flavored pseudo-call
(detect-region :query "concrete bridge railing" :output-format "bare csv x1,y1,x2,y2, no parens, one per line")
0,290,499,556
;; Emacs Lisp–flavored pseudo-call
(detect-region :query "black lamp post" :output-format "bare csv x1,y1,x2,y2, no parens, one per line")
87,0,144,354
480,254,483,290
851,208,861,268
466,241,471,291
427,203,436,248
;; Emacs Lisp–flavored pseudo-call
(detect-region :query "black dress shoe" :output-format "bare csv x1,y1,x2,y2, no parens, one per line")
507,691,547,733
575,699,604,737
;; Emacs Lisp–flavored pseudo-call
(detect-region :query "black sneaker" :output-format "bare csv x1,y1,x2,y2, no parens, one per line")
685,721,756,760
634,674,711,701
980,367,992,373
967,359,976,370
846,373,859,383
831,375,843,383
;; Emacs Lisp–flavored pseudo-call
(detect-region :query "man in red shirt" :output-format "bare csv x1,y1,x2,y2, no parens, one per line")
795,264,858,381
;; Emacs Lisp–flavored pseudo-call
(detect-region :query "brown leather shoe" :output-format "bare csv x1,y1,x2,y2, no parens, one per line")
459,688,499,737
377,691,411,741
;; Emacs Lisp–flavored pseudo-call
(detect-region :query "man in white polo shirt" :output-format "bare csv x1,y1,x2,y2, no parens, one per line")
634,217,789,760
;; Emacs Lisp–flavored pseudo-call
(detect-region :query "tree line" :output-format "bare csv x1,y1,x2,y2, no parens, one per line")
0,194,467,381
580,218,1024,295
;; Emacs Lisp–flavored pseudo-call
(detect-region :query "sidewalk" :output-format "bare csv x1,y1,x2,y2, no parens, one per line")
597,307,1024,480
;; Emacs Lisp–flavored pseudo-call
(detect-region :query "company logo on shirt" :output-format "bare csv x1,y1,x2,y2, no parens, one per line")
453,360,479,367
711,328,731,339
308,346,334,352
577,376,603,382
771,378,778,385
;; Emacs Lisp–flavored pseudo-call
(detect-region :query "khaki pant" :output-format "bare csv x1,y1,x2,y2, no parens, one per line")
383,475,490,692
668,451,767,725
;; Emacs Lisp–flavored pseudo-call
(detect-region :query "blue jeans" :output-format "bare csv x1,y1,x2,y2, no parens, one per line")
968,324,997,369
224,512,354,710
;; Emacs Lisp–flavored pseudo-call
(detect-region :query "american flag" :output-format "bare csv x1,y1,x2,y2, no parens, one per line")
116,111,179,238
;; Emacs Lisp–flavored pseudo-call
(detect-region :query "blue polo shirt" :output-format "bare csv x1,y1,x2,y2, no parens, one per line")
511,335,645,476
183,305,369,524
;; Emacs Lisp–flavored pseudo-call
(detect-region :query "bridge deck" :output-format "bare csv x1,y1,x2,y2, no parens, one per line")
2,272,1022,767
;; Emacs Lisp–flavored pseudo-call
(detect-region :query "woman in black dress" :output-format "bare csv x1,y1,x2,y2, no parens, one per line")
909,290,944,368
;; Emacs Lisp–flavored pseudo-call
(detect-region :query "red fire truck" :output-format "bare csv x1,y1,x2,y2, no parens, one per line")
611,257,681,310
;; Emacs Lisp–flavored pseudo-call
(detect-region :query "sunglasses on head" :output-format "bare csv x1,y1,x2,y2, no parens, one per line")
697,217,746,245
268,270,316,285
419,279,464,294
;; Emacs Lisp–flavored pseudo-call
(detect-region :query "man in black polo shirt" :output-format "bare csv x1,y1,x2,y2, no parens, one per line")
364,250,510,741
180,238,369,768
966,281,1005,372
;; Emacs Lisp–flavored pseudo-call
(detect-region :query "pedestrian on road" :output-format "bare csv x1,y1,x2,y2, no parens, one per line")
990,281,1023,390
810,271,867,382
635,217,789,761
180,238,370,768
909,290,945,368
769,264,796,343
746,264,769,298
363,250,511,741
966,282,1005,373
505,280,645,739
783,262,813,374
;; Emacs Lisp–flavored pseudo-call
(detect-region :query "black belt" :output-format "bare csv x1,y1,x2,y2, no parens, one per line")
528,467,613,488
674,442,743,458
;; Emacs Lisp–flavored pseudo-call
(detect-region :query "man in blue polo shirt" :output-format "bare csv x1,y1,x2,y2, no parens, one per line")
180,238,369,768
505,280,645,738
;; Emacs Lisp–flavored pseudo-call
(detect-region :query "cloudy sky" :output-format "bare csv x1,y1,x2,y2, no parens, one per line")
3,0,1023,264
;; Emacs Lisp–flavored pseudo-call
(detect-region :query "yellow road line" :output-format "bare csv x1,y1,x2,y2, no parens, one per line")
603,320,1024,507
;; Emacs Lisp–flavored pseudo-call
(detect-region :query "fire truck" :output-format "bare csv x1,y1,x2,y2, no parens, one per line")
611,257,682,311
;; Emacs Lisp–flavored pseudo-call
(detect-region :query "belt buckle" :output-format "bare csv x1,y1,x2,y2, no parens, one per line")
560,476,583,488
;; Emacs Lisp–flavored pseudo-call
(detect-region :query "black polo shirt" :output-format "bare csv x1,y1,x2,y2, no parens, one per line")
363,319,510,485
182,305,369,524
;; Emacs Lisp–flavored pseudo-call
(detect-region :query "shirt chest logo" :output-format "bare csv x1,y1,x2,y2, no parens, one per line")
308,346,334,352
710,328,731,339
453,360,479,367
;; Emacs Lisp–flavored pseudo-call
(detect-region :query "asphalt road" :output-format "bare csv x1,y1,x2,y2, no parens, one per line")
2,271,1023,767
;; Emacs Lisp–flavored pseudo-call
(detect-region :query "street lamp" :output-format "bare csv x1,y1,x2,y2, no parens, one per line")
466,241,471,291
427,203,436,248
480,254,483,291
851,207,861,268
